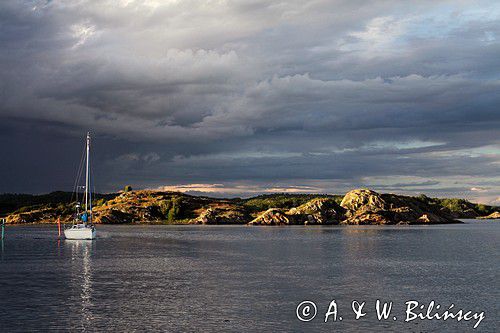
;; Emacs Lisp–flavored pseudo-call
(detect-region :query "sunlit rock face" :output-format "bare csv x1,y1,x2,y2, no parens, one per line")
190,206,249,225
340,189,460,225
478,211,500,219
287,198,344,225
249,208,298,225
341,189,388,215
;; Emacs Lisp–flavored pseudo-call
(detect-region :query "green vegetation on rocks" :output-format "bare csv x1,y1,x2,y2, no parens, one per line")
159,196,185,221
242,193,342,213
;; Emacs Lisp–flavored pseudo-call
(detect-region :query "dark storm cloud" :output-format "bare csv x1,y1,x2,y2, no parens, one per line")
0,0,499,203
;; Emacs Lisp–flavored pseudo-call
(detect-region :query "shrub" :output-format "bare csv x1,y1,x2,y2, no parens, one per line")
94,198,106,206
159,197,183,221
18,205,36,213
476,204,492,215
243,194,339,213
159,199,172,216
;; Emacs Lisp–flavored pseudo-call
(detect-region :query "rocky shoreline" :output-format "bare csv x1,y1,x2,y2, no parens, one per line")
3,188,496,226
248,189,460,225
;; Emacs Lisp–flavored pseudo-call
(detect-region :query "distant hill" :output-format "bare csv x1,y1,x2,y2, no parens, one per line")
0,191,119,217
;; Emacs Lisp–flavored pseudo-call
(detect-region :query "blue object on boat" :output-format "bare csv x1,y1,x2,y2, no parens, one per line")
82,213,88,222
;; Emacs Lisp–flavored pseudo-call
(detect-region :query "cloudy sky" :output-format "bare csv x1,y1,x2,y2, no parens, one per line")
0,0,499,204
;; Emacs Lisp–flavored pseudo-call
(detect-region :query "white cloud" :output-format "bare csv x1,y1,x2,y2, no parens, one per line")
71,22,96,49
470,187,488,192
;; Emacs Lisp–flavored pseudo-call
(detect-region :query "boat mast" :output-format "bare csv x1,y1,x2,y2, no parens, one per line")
84,132,90,219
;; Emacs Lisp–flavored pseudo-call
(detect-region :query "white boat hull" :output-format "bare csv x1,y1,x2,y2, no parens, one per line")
64,224,96,240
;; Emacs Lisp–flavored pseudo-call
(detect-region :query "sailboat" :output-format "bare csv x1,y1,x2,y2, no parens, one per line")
64,132,97,240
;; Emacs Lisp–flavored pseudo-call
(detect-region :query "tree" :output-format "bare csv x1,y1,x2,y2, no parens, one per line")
161,196,183,221
124,185,133,193
159,199,172,216
167,205,180,221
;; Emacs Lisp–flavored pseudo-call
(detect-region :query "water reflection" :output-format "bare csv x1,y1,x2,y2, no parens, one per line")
66,240,94,332
0,224,496,332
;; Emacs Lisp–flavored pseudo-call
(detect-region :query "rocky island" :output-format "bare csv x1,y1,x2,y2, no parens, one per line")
1,188,497,225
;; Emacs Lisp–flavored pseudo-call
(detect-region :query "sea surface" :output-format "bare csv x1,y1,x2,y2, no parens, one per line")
0,220,498,332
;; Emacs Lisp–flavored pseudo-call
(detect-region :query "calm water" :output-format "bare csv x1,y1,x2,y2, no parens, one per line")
0,220,498,332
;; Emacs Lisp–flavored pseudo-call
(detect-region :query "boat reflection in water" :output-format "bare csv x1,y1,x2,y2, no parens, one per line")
67,240,95,332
